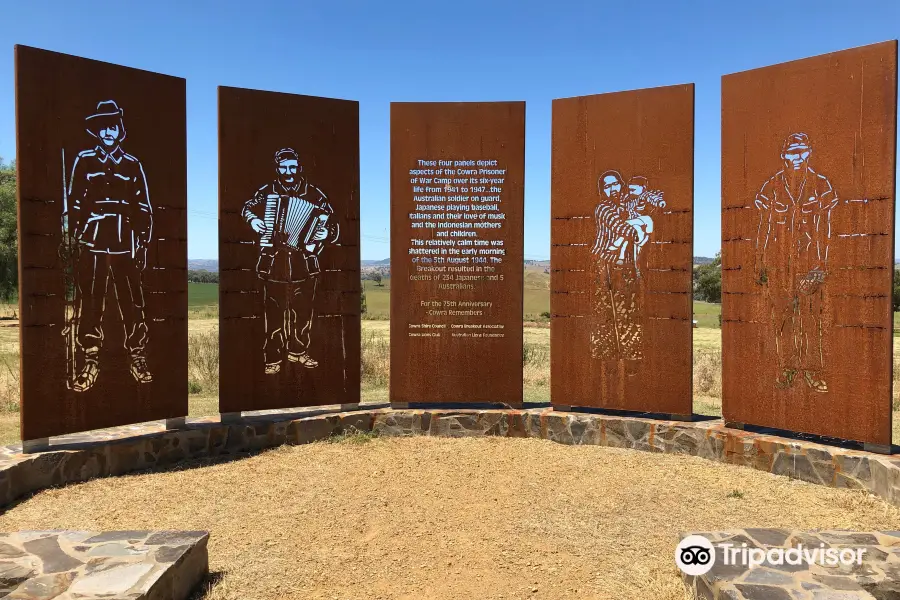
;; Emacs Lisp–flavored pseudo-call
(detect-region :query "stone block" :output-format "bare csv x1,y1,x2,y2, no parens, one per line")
0,531,208,599
543,413,575,445
427,413,486,438
734,584,794,599
504,412,528,438
794,453,827,485
337,412,374,435
373,412,415,437
601,419,630,448
475,412,507,437
287,416,334,445
684,528,899,600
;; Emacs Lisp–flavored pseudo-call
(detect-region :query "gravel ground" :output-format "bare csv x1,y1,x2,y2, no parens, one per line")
1,436,899,600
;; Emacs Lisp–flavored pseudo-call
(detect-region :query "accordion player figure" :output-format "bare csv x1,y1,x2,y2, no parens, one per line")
242,148,340,375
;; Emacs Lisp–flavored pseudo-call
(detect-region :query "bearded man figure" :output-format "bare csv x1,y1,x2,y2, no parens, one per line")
243,148,340,375
590,169,644,361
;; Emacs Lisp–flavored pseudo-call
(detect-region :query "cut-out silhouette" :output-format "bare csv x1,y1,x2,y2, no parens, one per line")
243,148,339,375
754,132,837,393
61,100,153,392
611,176,666,277
590,170,665,361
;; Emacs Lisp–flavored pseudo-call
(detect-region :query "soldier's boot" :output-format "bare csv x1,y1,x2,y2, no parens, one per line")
130,356,153,384
264,362,282,376
287,351,318,369
73,354,99,393
775,368,796,389
803,371,828,393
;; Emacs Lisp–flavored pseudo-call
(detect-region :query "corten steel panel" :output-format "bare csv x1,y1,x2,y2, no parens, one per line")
218,87,361,412
550,85,694,416
15,46,188,440
390,102,525,406
721,41,898,446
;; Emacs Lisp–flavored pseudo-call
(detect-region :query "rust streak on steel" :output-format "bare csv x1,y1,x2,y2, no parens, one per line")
389,102,525,407
15,45,188,440
721,41,897,447
550,84,694,417
218,86,361,412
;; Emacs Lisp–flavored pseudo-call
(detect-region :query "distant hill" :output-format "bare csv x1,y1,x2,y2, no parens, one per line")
525,259,551,269
362,259,391,266
188,259,218,272
693,256,715,265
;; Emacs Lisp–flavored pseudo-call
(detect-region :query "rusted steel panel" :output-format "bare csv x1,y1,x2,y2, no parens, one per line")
550,85,694,415
15,46,188,440
218,86,360,412
721,41,897,446
390,102,525,406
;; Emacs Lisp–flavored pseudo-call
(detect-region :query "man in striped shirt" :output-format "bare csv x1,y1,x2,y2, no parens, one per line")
590,170,644,361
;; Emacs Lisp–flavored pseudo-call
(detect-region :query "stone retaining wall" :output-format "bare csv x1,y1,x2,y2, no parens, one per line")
680,529,900,599
0,407,896,510
0,530,208,600
1,407,899,599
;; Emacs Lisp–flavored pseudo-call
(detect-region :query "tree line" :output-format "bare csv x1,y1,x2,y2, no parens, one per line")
0,160,17,302
693,253,722,303
695,253,900,314
188,269,218,284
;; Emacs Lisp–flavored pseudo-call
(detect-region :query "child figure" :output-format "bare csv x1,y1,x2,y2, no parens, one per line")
610,177,666,276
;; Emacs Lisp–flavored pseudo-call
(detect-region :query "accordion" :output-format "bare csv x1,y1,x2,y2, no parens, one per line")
260,193,330,254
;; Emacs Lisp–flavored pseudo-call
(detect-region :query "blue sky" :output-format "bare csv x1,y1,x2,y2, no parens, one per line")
0,0,898,261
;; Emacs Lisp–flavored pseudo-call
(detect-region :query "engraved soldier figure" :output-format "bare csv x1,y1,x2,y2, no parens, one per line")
243,148,340,375
754,133,838,393
64,100,153,392
590,170,644,361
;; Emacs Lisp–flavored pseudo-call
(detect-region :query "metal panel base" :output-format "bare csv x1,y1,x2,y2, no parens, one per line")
165,417,186,430
390,402,519,411
220,412,242,424
339,403,360,412
863,442,892,455
725,421,746,431
22,438,49,454
663,413,694,422
554,405,695,423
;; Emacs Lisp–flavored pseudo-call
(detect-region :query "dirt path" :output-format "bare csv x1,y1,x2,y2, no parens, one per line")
2,437,898,600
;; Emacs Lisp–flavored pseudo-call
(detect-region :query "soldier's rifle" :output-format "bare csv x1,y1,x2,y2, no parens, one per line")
60,150,76,389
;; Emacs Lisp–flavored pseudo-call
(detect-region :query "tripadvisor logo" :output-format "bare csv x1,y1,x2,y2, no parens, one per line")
675,535,868,576
676,535,716,576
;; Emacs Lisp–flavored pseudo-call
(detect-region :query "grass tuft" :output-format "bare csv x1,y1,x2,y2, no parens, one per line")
0,354,18,413
328,427,379,444
361,329,390,388
188,330,219,394
523,342,550,388
693,349,722,399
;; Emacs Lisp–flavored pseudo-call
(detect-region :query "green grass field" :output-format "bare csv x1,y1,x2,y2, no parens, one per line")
12,277,900,333
208,275,722,325
3,283,900,442
188,282,218,307
362,279,390,317
693,301,721,328
361,272,552,320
